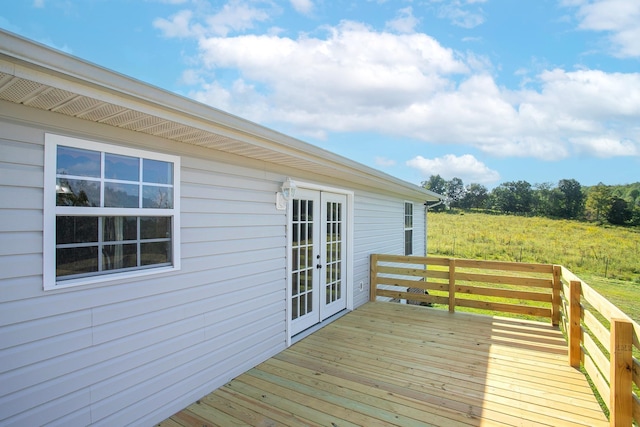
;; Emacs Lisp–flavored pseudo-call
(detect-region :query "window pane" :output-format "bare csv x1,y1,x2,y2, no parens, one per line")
143,159,173,184
105,183,139,208
103,243,137,270
140,217,171,239
105,153,139,181
57,246,98,277
143,186,173,209
141,241,171,265
57,216,98,244
104,217,137,241
57,146,100,177
56,178,100,207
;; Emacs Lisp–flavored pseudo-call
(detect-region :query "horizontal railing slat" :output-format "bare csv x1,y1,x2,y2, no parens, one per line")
455,298,551,318
633,357,640,389
582,309,610,353
376,254,450,266
455,272,553,288
376,289,449,306
455,285,552,302
377,265,449,280
581,326,610,380
582,349,611,406
455,258,554,273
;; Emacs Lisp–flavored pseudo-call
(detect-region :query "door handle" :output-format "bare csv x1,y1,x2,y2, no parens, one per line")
316,264,322,269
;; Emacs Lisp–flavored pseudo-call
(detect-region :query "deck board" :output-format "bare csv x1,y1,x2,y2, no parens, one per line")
159,302,608,426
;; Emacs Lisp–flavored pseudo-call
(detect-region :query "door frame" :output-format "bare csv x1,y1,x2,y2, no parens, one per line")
285,180,354,346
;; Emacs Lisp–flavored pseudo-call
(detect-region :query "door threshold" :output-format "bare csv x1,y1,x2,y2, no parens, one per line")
291,309,350,345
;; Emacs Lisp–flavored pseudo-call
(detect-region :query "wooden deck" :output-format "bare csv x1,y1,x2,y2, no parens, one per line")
159,302,608,427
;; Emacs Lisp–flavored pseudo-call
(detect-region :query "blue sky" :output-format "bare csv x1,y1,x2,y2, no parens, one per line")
2,0,639,189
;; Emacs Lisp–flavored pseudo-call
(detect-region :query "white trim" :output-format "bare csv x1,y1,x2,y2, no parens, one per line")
43,133,181,291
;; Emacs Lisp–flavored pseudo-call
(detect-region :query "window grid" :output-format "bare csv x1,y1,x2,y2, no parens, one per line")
404,202,413,256
45,133,180,289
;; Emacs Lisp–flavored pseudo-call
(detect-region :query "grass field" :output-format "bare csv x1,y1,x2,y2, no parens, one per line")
426,211,640,322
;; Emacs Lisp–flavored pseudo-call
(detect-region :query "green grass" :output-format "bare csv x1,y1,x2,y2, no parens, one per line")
427,211,640,322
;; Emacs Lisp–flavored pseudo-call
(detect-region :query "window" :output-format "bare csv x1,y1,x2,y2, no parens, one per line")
404,202,413,256
44,134,180,290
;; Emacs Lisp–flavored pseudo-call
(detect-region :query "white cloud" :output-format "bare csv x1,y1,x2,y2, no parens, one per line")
290,0,314,15
154,1,271,38
385,7,419,34
154,10,198,38
406,154,500,184
159,7,640,163
375,157,397,167
567,0,640,57
433,0,487,29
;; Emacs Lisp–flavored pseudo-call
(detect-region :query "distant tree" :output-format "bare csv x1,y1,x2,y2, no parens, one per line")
586,183,612,222
492,181,533,214
446,177,465,208
607,197,632,225
556,179,585,219
460,183,489,209
532,182,554,216
422,175,447,196
629,188,640,206
422,175,447,211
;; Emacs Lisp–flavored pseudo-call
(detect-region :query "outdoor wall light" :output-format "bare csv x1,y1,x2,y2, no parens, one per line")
276,177,297,210
281,177,297,201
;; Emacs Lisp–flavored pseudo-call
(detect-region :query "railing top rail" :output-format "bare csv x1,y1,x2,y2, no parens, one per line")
375,254,554,273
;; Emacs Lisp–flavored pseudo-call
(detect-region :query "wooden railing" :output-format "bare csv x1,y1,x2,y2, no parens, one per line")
370,254,640,427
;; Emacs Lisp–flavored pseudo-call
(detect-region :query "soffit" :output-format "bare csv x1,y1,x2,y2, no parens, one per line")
0,43,441,202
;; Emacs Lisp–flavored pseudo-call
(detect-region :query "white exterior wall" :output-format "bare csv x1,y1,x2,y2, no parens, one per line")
0,101,429,426
352,192,426,307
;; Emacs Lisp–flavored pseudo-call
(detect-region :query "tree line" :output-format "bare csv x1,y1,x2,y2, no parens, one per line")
423,175,640,226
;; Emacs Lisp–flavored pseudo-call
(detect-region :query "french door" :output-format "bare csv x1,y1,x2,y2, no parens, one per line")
290,189,347,335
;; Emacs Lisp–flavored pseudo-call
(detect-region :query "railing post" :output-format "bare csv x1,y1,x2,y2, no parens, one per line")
569,280,582,368
370,254,378,302
448,258,456,313
609,318,633,427
551,265,561,327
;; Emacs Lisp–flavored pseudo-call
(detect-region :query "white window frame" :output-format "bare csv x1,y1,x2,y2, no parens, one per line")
43,133,181,290
404,201,413,256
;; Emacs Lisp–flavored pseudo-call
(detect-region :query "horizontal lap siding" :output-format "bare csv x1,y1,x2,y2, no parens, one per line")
0,115,288,426
352,192,425,308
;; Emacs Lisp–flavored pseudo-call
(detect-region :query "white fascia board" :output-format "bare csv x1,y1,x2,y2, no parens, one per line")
0,29,441,201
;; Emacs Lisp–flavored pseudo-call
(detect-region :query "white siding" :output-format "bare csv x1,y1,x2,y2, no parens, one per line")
0,112,289,426
351,192,426,308
0,102,431,426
